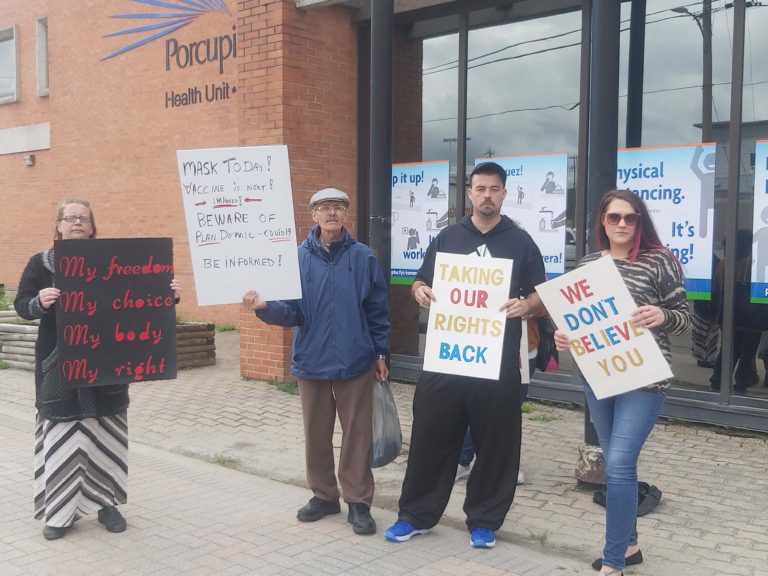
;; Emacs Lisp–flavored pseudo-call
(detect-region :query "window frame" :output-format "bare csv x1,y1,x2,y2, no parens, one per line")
37,17,49,97
0,25,19,105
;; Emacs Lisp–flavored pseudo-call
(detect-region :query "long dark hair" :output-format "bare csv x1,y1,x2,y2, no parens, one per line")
595,189,665,263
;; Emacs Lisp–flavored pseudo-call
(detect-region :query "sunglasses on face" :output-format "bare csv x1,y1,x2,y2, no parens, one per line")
604,212,640,226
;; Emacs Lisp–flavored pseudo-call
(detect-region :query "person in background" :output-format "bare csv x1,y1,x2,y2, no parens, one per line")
690,253,720,369
710,230,761,393
14,198,181,540
243,187,390,536
553,189,689,575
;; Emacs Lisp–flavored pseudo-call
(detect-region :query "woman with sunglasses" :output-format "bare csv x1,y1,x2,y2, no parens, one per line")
553,189,690,575
14,198,181,540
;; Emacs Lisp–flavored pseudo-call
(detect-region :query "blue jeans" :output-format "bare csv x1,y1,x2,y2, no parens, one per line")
582,374,666,571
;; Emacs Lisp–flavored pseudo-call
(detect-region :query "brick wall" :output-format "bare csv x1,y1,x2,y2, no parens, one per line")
237,1,359,380
0,1,241,324
0,0,424,380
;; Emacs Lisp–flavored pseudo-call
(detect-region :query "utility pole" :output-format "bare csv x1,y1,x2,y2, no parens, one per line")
672,1,713,143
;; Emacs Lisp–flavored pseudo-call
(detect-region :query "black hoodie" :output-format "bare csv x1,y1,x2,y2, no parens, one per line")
416,215,545,383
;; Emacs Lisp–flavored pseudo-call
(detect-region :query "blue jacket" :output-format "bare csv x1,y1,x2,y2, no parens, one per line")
256,226,390,381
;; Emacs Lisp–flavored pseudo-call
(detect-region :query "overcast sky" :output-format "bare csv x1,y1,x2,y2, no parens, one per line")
421,0,768,164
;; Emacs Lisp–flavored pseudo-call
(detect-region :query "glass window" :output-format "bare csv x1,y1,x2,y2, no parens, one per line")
37,18,49,97
0,25,18,104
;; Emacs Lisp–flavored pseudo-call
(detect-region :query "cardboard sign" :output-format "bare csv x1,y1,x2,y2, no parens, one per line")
422,252,512,380
177,145,302,305
535,256,672,399
55,238,177,388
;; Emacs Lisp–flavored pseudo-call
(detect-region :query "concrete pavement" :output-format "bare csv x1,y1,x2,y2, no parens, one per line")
0,409,582,576
2,331,768,575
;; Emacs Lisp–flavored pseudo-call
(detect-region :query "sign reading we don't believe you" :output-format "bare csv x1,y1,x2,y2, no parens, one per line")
535,256,672,399
55,238,178,388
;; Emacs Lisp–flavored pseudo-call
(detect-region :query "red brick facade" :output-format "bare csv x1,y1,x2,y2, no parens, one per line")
237,1,360,380
0,0,423,382
0,0,241,325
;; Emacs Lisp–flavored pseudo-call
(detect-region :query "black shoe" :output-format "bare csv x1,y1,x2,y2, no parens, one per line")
591,549,642,571
297,497,341,522
347,503,376,535
98,506,127,533
43,525,68,540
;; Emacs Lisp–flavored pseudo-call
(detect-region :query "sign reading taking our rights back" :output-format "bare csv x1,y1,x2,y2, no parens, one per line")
535,256,672,399
422,253,512,380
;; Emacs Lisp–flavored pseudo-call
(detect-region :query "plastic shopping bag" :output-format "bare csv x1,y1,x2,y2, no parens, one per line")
371,379,402,468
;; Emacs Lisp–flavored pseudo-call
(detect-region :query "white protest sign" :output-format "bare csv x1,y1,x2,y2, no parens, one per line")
423,252,512,380
177,146,301,306
535,256,672,399
520,318,530,384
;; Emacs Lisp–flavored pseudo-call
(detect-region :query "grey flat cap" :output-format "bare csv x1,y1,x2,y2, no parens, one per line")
309,187,350,208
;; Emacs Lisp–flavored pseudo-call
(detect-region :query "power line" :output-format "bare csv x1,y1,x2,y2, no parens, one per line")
423,79,768,124
424,5,746,77
423,2,705,73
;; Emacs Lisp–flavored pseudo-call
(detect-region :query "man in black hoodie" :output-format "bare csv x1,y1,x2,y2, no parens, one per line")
385,162,545,549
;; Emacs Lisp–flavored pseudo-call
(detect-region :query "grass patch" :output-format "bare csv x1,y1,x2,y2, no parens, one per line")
521,401,533,414
216,323,237,332
0,287,10,311
529,413,556,423
0,360,9,369
212,453,240,468
272,380,299,395
527,529,550,546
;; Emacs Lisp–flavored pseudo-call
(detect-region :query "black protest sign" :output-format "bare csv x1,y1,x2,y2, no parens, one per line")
54,238,177,388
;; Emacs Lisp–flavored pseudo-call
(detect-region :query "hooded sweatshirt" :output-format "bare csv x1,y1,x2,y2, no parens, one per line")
416,215,545,383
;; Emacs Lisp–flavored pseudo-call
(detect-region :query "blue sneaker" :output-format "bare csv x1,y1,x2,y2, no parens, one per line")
384,520,430,542
469,528,496,548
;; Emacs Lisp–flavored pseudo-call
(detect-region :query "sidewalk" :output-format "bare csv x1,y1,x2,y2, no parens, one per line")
0,410,582,576
2,331,768,575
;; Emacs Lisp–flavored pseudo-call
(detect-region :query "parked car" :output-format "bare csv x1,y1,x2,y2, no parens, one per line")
565,227,576,269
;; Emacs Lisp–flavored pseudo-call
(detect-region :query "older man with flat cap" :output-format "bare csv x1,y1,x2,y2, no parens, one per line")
243,187,390,535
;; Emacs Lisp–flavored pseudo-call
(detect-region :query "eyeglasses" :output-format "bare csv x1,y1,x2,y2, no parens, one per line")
314,204,347,214
61,215,92,224
604,212,640,227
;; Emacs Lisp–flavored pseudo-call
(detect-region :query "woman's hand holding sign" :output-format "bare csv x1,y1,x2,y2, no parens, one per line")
631,305,664,330
553,329,570,352
38,287,61,310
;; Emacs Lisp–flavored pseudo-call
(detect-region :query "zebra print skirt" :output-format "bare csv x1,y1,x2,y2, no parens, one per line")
34,411,128,528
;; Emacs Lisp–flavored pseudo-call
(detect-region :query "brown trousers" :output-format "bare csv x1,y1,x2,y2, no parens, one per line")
298,370,374,506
